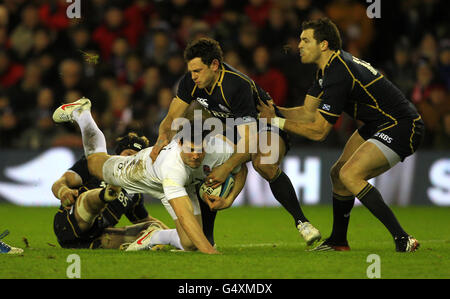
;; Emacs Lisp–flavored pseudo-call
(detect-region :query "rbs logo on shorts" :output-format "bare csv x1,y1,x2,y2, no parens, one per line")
374,132,393,143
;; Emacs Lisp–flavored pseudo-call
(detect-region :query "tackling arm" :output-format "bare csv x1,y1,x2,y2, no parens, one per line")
259,96,333,141
150,97,190,161
51,171,82,207
205,123,254,188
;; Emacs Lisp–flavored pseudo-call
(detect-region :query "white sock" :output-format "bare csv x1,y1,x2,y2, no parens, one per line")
73,110,107,156
150,229,184,250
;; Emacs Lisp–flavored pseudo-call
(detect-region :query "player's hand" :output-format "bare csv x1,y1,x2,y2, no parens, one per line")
205,164,230,188
150,136,169,162
59,187,78,207
257,99,276,120
203,194,231,211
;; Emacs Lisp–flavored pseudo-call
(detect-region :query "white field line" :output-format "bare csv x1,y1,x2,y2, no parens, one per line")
225,239,448,248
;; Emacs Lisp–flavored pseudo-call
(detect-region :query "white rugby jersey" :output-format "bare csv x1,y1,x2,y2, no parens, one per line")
112,135,239,201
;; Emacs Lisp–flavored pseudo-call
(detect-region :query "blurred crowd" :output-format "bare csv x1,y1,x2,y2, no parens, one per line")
0,0,449,151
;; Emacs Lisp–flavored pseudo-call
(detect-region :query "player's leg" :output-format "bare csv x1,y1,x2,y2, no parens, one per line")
53,98,107,158
252,129,320,245
73,185,121,232
338,140,418,251
125,194,202,252
198,192,216,246
95,221,155,249
315,130,366,251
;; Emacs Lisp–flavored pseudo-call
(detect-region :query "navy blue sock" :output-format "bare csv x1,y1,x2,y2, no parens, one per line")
329,194,354,244
357,183,408,239
269,171,308,225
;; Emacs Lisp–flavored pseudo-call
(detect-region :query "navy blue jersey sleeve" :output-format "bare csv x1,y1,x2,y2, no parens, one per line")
176,73,195,104
68,156,90,183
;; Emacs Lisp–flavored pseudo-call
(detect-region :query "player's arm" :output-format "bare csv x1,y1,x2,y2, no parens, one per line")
204,163,248,211
51,171,82,207
283,110,333,141
205,122,254,188
169,195,219,254
150,97,190,161
275,95,322,123
258,96,333,141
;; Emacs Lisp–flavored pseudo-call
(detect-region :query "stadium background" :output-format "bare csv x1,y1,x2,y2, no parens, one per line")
0,0,449,207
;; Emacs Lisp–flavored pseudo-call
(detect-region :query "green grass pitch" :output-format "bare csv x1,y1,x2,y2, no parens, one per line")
0,204,449,279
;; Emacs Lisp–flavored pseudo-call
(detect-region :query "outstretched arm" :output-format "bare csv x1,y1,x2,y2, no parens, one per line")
258,96,333,141
169,195,219,254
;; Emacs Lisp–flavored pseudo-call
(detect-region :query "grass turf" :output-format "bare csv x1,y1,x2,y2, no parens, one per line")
0,204,449,279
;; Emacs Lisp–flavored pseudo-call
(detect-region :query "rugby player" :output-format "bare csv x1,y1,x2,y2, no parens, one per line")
150,37,321,246
52,98,247,254
258,18,424,252
52,132,169,249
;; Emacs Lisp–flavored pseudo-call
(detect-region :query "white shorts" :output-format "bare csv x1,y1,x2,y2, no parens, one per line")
160,186,201,220
102,155,201,220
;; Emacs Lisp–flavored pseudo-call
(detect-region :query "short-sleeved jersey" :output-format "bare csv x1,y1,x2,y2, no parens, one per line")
66,156,148,227
176,62,282,125
112,136,240,202
307,50,420,130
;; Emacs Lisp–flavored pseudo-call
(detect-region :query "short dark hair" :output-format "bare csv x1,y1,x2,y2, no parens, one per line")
184,37,224,66
115,132,150,154
302,18,342,51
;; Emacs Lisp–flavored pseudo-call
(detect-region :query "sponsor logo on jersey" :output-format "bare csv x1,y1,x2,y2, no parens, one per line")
210,110,231,118
374,132,393,143
219,104,231,112
196,97,209,108
322,104,331,111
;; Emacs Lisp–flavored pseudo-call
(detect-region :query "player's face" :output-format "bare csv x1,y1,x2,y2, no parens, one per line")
187,57,219,89
180,140,206,168
298,29,322,64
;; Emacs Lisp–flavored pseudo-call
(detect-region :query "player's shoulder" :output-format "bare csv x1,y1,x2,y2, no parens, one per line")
177,72,196,100
222,63,254,87
323,50,355,83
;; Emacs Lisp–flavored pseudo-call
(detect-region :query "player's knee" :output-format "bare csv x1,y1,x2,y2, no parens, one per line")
252,158,279,181
330,162,345,184
338,163,358,187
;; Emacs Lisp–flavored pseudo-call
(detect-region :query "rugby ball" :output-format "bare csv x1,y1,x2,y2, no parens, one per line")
199,175,235,201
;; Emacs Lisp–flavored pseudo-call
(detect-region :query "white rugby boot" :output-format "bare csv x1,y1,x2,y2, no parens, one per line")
297,222,321,246
52,97,91,123
124,223,163,251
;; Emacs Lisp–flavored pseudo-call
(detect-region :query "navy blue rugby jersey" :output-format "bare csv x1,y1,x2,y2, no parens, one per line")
176,62,283,125
307,50,420,130
66,156,148,225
